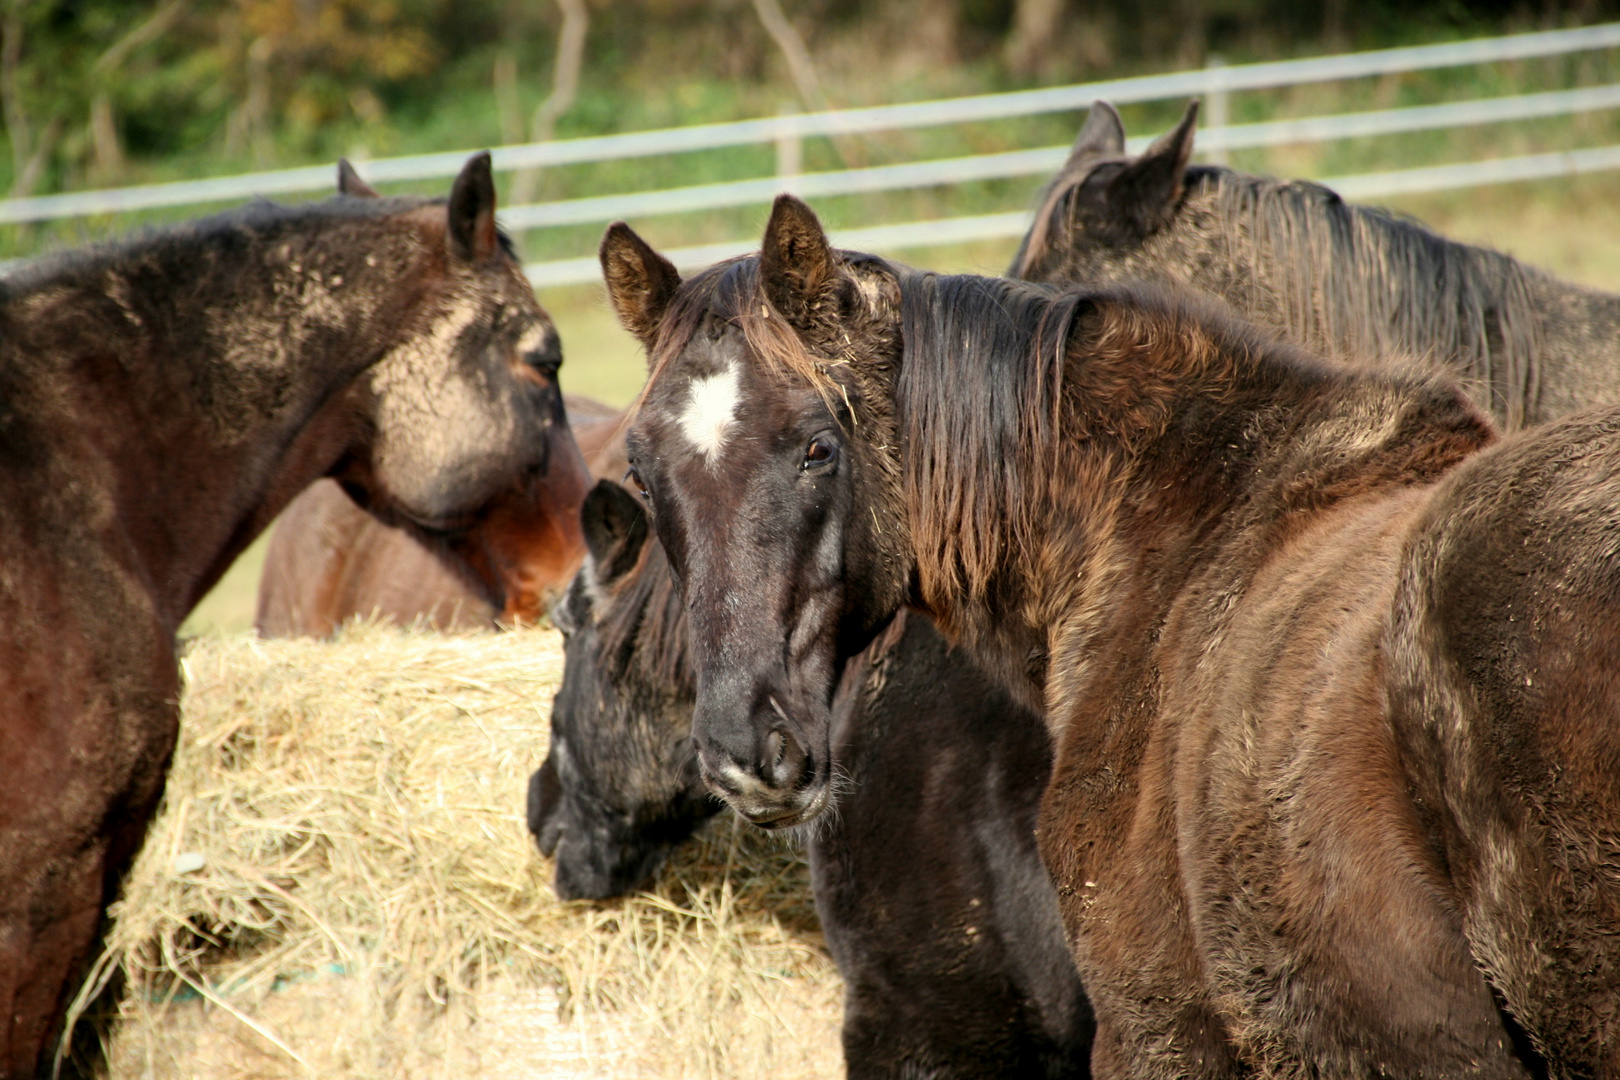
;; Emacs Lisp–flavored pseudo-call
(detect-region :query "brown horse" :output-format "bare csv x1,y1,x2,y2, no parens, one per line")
0,154,562,1077
254,395,625,636
602,195,1620,1076
1012,99,1620,430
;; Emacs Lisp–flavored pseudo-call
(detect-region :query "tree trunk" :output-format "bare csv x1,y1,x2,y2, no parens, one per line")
509,0,588,208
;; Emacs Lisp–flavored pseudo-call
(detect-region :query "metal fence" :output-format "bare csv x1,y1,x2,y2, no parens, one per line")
8,21,1620,287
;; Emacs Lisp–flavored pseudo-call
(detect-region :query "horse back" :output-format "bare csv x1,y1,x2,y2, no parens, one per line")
814,611,1094,1078
1388,407,1620,1073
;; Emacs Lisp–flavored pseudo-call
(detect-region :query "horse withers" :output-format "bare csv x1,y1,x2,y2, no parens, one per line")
254,395,626,636
0,154,561,1077
530,479,1094,1077
603,195,1620,1076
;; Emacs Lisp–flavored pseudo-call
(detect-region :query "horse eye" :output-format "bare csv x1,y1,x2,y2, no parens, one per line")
625,466,651,502
802,436,837,470
523,334,563,381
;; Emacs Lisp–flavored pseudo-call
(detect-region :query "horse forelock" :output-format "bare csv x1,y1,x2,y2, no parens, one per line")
1011,152,1121,278
638,254,872,430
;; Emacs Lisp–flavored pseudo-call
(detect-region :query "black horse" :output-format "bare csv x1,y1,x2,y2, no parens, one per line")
530,480,1094,1078
0,154,567,1078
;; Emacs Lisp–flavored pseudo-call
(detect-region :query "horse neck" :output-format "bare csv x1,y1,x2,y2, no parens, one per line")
912,300,1494,708
9,212,441,632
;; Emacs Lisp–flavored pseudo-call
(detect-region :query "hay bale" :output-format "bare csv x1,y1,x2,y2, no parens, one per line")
78,624,842,1079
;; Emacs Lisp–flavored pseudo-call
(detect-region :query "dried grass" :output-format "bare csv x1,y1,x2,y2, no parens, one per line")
72,623,842,1080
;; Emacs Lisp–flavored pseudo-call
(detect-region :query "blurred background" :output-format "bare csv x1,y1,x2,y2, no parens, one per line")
8,0,1620,631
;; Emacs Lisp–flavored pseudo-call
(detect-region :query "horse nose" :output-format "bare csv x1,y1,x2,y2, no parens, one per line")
708,725,810,790
762,727,811,789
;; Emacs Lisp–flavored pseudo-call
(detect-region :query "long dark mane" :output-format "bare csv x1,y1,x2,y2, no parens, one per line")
1019,163,1545,428
1207,171,1542,425
895,272,1081,607
895,272,1493,617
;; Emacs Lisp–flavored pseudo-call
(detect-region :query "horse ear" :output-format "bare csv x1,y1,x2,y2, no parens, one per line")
1066,100,1126,166
448,152,501,264
580,479,650,587
337,158,379,198
600,222,682,356
1105,99,1198,236
760,194,840,335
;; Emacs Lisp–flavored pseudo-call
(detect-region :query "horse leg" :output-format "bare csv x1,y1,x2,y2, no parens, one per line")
0,699,176,1079
0,843,114,1078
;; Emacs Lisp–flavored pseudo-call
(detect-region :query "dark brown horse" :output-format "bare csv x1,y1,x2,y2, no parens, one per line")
602,195,1620,1076
529,479,1094,1077
1013,100,1620,430
254,395,625,636
0,154,562,1077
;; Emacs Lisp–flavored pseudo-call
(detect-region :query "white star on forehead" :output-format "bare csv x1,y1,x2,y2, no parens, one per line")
679,364,740,463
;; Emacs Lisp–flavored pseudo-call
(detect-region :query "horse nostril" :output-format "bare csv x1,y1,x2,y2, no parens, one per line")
762,728,809,789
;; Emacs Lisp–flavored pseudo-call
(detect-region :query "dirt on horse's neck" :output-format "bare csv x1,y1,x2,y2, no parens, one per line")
101,248,436,632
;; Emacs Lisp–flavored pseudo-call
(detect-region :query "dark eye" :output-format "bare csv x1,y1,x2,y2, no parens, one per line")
523,333,563,381
625,465,651,502
802,435,838,471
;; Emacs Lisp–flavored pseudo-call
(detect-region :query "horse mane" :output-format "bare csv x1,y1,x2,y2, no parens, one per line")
1014,158,1545,429
596,537,691,691
1204,170,1543,427
896,272,1492,615
643,252,887,419
1,194,516,300
896,271,1082,609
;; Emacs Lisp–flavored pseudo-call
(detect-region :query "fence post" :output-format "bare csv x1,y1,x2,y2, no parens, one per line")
776,103,802,190
1206,54,1229,165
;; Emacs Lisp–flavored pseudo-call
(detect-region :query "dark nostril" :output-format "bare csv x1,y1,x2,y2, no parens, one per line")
762,728,810,789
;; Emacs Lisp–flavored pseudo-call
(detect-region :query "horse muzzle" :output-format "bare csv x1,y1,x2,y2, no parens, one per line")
695,723,829,828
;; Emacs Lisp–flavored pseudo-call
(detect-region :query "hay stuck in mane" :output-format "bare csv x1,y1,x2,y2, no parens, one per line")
74,624,840,1079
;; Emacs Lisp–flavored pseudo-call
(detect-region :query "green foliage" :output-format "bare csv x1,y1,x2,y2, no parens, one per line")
1,0,1619,236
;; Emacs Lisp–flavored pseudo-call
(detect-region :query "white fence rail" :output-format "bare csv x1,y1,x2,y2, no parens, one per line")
7,21,1620,288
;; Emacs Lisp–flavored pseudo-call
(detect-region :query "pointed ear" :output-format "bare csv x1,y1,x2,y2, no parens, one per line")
337,158,379,198
600,222,682,356
580,479,650,587
759,194,841,335
1105,99,1198,236
447,151,501,264
1066,100,1126,167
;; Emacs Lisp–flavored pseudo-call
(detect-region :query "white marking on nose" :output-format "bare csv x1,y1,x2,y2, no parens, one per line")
714,758,772,796
679,364,740,463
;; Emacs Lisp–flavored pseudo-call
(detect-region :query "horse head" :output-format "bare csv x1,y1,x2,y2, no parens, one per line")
1010,99,1199,281
528,480,719,898
603,199,911,827
332,154,588,571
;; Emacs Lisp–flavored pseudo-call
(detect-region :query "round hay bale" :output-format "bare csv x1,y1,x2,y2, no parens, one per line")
74,623,841,1079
